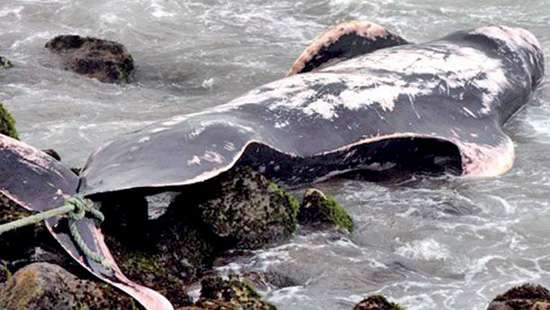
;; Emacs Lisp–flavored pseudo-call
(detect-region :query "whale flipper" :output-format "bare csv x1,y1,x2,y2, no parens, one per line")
0,134,173,310
287,20,409,76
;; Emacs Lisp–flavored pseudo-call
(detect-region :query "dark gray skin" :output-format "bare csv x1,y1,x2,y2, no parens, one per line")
0,22,545,310
81,24,544,195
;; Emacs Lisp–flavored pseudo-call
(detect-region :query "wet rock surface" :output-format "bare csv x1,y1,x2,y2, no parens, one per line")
299,188,353,232
487,284,550,310
0,263,134,310
353,295,404,310
0,103,18,139
0,56,12,69
185,166,300,249
45,35,134,83
96,166,299,307
179,275,276,310
1,166,298,308
0,195,132,309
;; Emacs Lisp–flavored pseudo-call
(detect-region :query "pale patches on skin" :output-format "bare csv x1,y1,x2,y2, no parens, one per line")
187,155,201,165
324,44,510,115
456,137,515,177
472,25,543,54
138,136,150,143
201,150,225,164
150,127,169,134
234,73,433,121
314,131,514,178
287,20,389,76
230,42,513,121
0,134,55,173
188,120,255,138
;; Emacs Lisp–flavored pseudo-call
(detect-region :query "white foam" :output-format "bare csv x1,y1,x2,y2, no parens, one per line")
395,238,451,261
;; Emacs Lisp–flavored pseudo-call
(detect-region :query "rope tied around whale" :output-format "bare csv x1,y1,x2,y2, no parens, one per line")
0,195,111,269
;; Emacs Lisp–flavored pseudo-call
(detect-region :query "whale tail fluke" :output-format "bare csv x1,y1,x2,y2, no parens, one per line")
0,133,173,310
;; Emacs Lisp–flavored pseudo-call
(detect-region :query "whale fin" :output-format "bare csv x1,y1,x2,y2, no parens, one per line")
287,20,409,76
0,134,173,310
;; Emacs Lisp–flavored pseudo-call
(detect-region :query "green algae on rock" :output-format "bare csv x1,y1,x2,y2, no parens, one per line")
45,35,134,83
487,283,550,310
299,188,353,232
96,166,299,306
354,295,405,310
0,263,135,310
182,166,300,249
0,56,12,69
180,275,276,310
0,103,18,139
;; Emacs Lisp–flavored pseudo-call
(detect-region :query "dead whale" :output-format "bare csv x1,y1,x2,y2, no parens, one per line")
0,21,544,309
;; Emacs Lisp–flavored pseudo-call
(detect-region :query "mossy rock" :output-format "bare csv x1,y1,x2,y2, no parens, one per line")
182,166,300,249
45,35,134,83
0,56,12,69
182,275,276,310
99,194,209,308
487,283,550,310
298,188,353,232
0,194,45,260
354,295,405,310
94,166,299,307
0,263,135,310
0,103,18,139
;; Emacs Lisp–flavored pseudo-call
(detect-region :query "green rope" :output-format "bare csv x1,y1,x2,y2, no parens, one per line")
0,195,111,269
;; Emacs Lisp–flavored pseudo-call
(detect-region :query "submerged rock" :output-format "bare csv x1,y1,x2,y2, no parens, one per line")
299,188,353,232
487,283,550,310
42,149,62,161
0,56,12,69
0,103,18,139
354,295,405,310
45,35,134,83
0,263,134,310
176,166,300,249
180,275,276,310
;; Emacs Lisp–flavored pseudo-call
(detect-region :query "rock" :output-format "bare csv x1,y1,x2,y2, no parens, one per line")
180,166,300,249
0,103,18,139
96,166,299,306
0,56,12,69
0,194,79,283
354,295,404,310
0,260,10,283
487,284,550,310
42,149,62,161
0,263,134,310
179,275,276,310
45,35,134,83
98,194,198,307
299,188,353,232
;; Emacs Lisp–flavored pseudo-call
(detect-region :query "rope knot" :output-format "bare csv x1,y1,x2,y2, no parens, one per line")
66,195,104,224
0,194,110,270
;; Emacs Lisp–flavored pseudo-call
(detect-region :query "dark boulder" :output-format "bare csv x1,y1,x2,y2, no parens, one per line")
354,295,404,310
487,284,550,310
176,166,300,249
42,149,62,161
299,188,353,232
0,263,133,310
45,35,134,83
0,56,12,69
179,275,276,310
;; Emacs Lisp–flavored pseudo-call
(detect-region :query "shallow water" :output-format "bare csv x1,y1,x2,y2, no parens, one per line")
1,0,550,309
